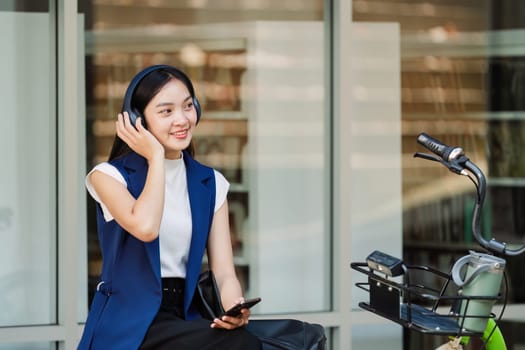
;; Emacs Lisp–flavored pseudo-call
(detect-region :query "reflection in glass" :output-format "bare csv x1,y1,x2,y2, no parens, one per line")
0,4,56,327
83,0,329,314
0,343,54,350
354,0,525,348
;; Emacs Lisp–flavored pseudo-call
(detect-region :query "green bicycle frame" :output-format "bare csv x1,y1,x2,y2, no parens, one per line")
460,319,506,350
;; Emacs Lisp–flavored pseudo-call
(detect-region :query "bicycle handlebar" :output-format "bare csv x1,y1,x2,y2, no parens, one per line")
417,132,465,162
415,132,525,257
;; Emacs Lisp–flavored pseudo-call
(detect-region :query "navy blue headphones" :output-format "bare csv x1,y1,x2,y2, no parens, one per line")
122,64,202,126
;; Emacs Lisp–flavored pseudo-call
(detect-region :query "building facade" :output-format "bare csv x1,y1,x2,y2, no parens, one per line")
1,1,525,349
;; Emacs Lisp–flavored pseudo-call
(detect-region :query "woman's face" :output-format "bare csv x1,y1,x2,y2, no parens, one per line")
143,79,198,159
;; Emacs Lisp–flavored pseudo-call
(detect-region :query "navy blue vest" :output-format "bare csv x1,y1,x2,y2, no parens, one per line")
78,150,216,350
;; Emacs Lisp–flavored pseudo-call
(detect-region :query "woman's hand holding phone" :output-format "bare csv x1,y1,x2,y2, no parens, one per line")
222,297,262,317
210,297,261,330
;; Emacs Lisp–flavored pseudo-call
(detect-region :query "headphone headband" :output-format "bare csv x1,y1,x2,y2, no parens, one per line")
122,65,201,125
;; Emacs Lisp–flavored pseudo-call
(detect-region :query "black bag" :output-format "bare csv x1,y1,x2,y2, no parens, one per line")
247,319,327,350
194,270,326,350
194,270,225,320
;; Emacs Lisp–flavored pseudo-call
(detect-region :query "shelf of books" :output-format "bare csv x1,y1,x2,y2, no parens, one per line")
85,26,251,301
400,30,525,303
85,22,328,312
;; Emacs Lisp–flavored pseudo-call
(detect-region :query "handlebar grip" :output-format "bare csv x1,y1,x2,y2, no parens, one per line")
417,133,455,161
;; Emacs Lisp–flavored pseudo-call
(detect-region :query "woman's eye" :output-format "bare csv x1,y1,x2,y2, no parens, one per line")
159,108,172,115
184,102,194,110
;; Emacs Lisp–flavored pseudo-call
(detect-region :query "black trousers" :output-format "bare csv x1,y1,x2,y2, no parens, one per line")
139,278,261,350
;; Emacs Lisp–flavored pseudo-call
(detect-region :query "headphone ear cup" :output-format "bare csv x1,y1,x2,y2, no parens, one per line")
193,97,202,123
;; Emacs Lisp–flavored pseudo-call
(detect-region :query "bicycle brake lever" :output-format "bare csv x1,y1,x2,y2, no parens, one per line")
413,152,442,162
414,152,468,176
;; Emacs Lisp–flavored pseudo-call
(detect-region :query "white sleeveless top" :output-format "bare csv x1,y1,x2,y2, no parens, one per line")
85,155,229,278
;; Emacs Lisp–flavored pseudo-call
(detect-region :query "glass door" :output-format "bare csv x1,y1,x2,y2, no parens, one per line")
0,1,57,330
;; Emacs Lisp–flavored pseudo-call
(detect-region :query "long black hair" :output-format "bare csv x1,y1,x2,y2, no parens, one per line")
108,66,197,161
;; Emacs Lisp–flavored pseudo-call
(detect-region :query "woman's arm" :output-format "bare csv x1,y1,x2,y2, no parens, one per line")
207,201,250,329
89,114,166,242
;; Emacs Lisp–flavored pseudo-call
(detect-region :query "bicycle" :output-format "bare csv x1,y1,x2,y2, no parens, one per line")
350,133,525,350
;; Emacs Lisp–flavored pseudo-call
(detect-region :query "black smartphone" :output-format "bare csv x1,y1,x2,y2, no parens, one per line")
222,297,262,317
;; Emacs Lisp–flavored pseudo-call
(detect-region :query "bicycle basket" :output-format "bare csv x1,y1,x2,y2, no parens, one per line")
351,260,501,337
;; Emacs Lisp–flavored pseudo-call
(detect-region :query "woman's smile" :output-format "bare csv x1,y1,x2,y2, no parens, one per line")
170,128,189,139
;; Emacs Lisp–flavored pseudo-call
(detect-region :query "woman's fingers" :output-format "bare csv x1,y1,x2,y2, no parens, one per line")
211,317,243,330
115,112,164,162
120,112,140,134
134,116,145,131
210,308,250,330
116,113,133,143
116,113,146,149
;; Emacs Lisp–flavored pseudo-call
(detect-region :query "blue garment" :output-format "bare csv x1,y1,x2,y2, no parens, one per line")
78,150,216,350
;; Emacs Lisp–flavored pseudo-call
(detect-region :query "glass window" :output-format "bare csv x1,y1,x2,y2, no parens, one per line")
353,0,525,348
0,1,56,327
82,0,330,314
0,343,55,350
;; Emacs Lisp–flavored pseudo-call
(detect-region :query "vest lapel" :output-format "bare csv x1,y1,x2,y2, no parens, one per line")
183,151,215,315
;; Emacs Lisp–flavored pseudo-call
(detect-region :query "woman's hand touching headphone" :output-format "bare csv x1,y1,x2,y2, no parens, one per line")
116,112,164,162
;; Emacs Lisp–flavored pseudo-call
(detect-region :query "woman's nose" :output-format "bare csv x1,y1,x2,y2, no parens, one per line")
172,109,189,124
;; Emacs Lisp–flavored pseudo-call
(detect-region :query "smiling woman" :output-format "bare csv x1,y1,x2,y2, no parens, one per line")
142,80,197,158
79,65,261,349
85,0,330,324
83,0,331,348
108,65,202,161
